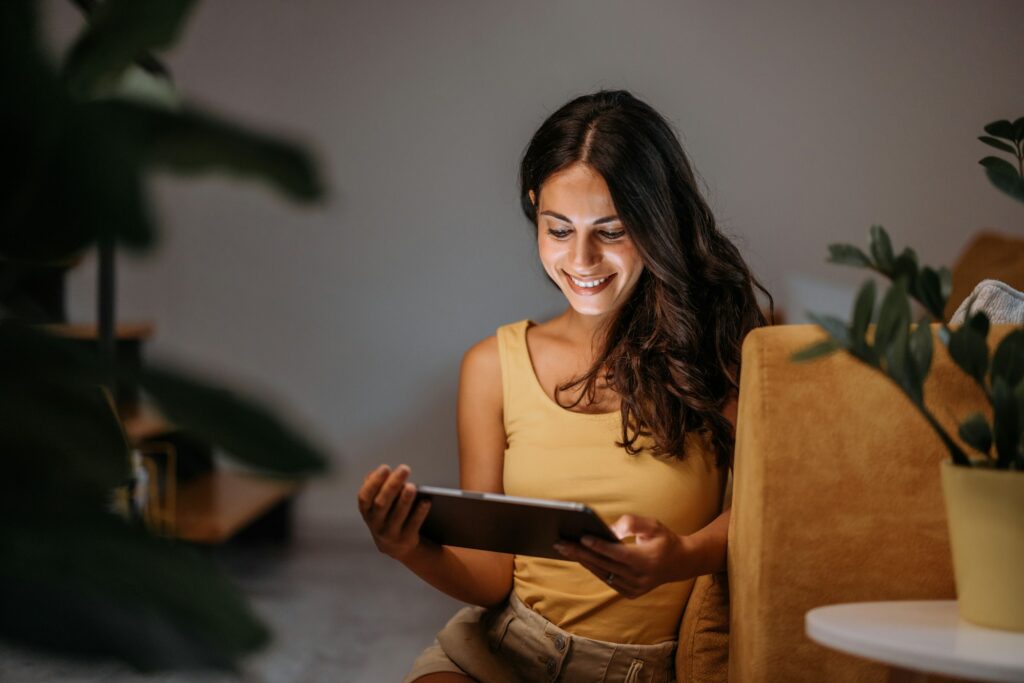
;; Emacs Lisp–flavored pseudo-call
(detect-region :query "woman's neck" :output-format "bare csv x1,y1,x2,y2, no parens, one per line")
555,306,613,353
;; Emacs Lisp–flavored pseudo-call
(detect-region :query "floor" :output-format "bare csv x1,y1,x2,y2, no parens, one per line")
0,508,464,682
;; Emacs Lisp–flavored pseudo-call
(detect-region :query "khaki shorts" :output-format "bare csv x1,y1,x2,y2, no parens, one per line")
403,592,676,683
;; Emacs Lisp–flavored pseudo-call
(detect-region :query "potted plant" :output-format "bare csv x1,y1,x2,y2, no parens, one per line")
792,117,1024,631
2,0,330,671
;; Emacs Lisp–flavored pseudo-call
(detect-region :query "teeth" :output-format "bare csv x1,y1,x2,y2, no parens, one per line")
570,275,609,288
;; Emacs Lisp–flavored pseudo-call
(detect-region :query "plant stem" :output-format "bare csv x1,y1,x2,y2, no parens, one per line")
913,399,972,466
98,236,116,397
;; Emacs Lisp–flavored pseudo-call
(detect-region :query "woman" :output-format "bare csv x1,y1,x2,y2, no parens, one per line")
358,89,771,683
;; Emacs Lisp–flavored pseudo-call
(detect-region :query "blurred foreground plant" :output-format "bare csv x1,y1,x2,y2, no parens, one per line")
978,117,1024,203
1,0,329,671
792,225,1024,470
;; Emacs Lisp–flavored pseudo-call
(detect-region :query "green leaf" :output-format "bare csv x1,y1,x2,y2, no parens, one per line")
0,383,129,505
827,244,872,268
892,248,919,290
909,317,933,384
1,97,156,261
948,315,990,387
806,312,851,350
92,63,181,109
967,310,990,338
980,156,1024,203
978,136,1017,154
991,329,1024,389
958,412,992,456
984,120,1016,141
0,512,268,671
1014,116,1024,143
980,156,1021,177
137,365,329,477
874,277,910,359
914,267,945,319
992,377,1020,468
869,225,895,274
791,338,841,362
886,323,919,403
63,0,198,100
850,279,876,350
121,103,324,202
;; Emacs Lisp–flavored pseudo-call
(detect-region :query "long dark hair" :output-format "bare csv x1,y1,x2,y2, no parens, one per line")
518,90,772,467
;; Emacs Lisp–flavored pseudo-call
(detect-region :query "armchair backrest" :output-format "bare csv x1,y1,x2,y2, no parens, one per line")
722,323,1014,682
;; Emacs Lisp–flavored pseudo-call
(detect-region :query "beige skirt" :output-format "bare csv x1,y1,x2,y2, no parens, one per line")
403,592,676,683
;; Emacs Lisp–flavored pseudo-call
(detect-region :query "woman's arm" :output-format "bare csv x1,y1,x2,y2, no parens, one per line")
358,333,516,606
553,392,738,594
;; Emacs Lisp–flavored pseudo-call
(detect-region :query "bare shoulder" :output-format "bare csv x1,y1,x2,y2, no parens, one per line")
459,335,502,414
461,335,500,383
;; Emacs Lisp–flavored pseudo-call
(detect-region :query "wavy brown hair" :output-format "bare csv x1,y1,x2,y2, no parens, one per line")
518,90,772,467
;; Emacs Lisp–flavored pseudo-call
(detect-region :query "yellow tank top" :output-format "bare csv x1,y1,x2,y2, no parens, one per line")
497,319,726,644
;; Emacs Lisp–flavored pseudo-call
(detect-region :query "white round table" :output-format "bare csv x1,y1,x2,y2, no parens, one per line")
805,601,1024,682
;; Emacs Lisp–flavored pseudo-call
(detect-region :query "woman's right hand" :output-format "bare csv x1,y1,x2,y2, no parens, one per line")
357,463,432,563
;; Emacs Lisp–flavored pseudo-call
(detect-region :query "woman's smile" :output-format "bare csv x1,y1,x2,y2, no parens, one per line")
564,270,617,295
531,163,646,319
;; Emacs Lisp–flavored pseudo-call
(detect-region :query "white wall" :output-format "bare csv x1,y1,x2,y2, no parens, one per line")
44,0,1024,523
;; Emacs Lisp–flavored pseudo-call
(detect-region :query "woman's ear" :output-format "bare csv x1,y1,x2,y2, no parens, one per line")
528,189,536,206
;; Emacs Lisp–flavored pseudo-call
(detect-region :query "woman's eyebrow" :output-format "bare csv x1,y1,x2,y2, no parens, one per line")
540,210,620,225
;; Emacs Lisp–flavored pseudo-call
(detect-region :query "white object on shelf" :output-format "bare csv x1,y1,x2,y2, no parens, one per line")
805,601,1024,682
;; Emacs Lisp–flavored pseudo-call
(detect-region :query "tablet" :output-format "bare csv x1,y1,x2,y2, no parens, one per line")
414,485,621,560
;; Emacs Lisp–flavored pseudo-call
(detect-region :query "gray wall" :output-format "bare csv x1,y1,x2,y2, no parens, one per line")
44,1,1024,523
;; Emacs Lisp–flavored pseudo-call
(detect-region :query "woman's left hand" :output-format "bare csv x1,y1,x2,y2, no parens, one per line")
552,514,694,599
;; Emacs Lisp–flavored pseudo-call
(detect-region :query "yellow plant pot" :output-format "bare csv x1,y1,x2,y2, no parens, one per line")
940,459,1024,631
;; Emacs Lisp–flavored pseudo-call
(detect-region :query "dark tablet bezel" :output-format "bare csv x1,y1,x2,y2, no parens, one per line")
413,485,620,560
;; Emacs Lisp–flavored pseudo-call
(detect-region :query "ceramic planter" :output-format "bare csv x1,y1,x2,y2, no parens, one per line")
940,459,1024,631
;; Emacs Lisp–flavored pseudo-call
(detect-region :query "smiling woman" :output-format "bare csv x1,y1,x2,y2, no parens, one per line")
357,89,771,683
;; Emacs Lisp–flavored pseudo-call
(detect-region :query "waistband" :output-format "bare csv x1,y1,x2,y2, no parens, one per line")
481,591,677,681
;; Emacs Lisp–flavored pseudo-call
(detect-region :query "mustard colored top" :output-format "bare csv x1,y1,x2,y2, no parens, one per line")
497,319,726,644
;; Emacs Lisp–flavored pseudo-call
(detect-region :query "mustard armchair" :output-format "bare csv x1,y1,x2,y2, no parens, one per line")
672,321,1017,683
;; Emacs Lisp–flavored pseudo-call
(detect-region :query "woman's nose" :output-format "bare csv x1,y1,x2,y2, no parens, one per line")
570,235,600,270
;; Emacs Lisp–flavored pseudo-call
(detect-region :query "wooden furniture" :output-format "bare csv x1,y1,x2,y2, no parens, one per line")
174,470,300,544
806,601,1024,683
123,406,301,544
48,322,302,544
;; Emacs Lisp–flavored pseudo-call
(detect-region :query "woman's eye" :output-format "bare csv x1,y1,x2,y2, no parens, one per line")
547,227,572,239
599,230,626,241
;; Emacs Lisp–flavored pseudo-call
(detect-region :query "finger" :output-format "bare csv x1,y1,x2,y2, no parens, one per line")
401,498,432,537
369,465,410,528
579,534,634,564
554,541,633,579
384,482,417,537
357,465,391,517
610,514,657,540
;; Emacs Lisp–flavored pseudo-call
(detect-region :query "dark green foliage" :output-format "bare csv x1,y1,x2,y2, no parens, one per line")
64,0,198,99
948,312,990,389
139,365,328,477
992,378,1020,469
794,223,1024,470
1,0,329,671
958,413,992,455
827,244,872,268
978,118,1024,203
790,338,841,362
991,330,1024,389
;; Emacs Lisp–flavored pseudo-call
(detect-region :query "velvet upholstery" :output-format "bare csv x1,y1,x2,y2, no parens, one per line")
675,230,1024,681
712,323,1014,683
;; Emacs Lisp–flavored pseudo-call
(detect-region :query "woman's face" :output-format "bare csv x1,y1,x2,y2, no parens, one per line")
531,163,645,318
